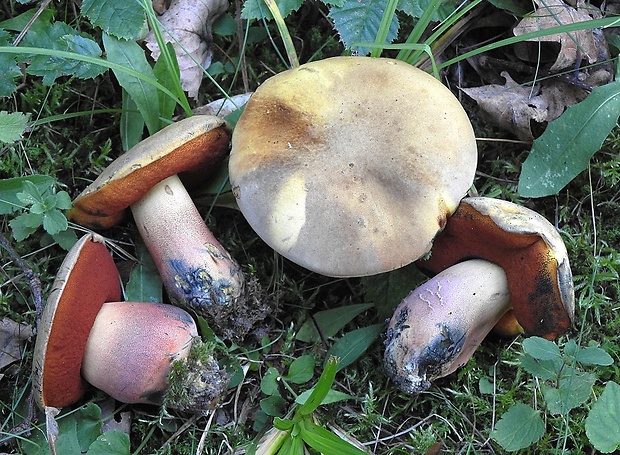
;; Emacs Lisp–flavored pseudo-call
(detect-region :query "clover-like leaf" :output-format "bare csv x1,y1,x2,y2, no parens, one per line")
491,403,545,451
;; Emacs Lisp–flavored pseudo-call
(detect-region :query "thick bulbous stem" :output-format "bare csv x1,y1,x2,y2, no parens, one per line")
384,259,511,393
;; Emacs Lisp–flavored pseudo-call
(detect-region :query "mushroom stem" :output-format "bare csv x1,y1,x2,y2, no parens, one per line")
81,301,228,411
384,259,511,394
130,174,245,310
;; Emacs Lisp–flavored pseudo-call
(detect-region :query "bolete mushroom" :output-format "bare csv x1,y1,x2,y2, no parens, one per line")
32,233,229,411
384,197,575,392
384,259,510,394
229,56,478,277
67,116,247,337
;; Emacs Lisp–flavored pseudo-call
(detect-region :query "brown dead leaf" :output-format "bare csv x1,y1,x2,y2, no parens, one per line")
145,0,229,99
462,72,548,141
0,317,33,371
513,0,601,71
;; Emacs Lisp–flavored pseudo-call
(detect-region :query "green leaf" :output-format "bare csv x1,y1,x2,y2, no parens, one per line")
522,336,561,361
52,229,79,250
23,22,105,85
119,89,144,151
575,346,614,366
261,367,281,396
296,303,373,343
55,191,73,210
241,0,304,20
361,263,425,321
125,238,163,303
297,356,339,416
295,388,355,406
586,381,620,453
284,354,315,384
0,176,55,214
328,0,399,55
86,430,130,455
0,111,29,143
153,42,179,123
75,403,103,451
518,81,620,197
81,0,147,40
10,212,40,241
0,52,20,96
42,209,68,235
299,417,367,455
519,353,560,381
102,33,160,135
260,394,287,417
326,323,384,371
491,403,545,451
542,371,596,415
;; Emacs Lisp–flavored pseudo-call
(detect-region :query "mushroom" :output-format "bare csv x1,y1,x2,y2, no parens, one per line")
417,196,575,339
32,233,229,411
68,116,246,337
228,56,478,277
384,259,510,394
384,197,575,392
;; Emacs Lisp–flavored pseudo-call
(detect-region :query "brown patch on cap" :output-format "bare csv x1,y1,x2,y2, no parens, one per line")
69,116,231,229
33,233,121,408
418,197,574,339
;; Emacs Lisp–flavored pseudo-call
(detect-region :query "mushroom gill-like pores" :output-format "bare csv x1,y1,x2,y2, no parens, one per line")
384,260,511,394
68,116,247,337
33,233,228,411
229,56,478,277
417,196,575,340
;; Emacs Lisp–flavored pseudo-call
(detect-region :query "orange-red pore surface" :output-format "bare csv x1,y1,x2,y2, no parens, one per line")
35,238,120,408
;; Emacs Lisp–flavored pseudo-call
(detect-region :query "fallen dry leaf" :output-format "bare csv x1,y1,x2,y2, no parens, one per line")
146,0,229,98
462,72,548,141
0,317,33,371
513,0,602,71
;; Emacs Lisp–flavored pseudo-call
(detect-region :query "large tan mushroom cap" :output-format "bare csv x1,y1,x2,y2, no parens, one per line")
229,56,477,277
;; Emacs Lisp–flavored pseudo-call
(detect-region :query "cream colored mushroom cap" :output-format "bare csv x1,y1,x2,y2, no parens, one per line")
229,56,477,277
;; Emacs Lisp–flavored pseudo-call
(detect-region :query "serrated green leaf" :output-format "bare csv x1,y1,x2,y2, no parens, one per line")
361,263,425,321
397,0,456,20
518,81,620,197
102,33,160,135
241,0,304,21
23,22,105,85
491,403,544,451
326,323,384,371
81,0,146,40
55,191,73,210
542,371,596,414
125,238,163,303
52,229,78,250
0,176,54,214
586,381,620,453
42,209,68,235
10,212,41,241
296,303,373,343
519,353,560,381
522,336,561,361
328,0,399,55
0,8,54,31
575,346,614,366
86,430,130,455
299,417,367,455
284,354,315,384
0,111,29,144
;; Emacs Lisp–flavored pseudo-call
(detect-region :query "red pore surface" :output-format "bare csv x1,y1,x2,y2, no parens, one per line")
418,203,571,339
40,237,120,407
